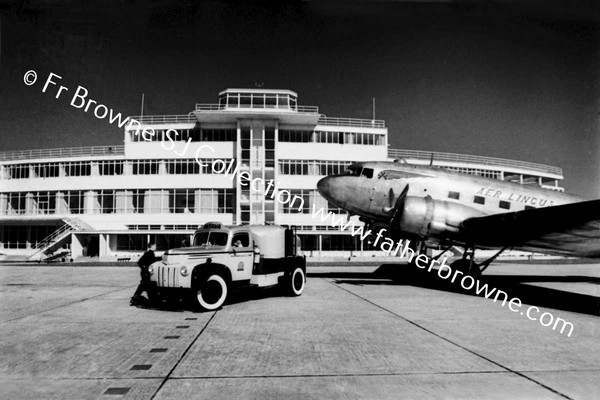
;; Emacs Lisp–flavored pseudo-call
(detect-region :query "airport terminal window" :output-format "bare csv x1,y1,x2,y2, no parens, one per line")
197,189,234,214
132,189,145,213
32,163,60,178
473,196,485,205
116,234,147,251
29,225,58,247
7,164,29,179
166,159,200,174
33,191,56,214
352,133,384,146
199,129,236,141
1,225,27,248
65,161,91,177
298,235,318,251
280,189,314,214
499,201,511,210
97,190,115,214
315,131,343,144
279,160,351,176
142,128,235,142
132,160,160,175
4,193,25,215
321,234,360,251
99,160,123,176
67,191,85,214
278,130,313,142
170,189,195,213
448,191,460,200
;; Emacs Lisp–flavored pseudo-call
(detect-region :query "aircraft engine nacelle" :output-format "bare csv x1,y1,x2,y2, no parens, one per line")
396,196,481,239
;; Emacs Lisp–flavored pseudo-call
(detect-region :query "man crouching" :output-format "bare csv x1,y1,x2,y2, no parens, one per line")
130,242,160,305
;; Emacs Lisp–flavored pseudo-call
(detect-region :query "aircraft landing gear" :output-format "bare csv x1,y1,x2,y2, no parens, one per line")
450,245,510,279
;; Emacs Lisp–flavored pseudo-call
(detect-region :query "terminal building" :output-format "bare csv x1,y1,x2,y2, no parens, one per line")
0,88,564,260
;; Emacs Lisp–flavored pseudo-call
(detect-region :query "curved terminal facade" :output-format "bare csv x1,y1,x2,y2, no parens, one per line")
0,88,564,260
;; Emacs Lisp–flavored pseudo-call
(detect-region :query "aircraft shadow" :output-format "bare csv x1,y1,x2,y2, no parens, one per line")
309,264,600,316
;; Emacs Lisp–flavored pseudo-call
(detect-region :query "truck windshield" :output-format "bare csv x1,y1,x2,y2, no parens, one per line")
193,231,229,247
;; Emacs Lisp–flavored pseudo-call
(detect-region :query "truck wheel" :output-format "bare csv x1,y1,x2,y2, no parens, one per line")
286,266,305,296
196,274,228,311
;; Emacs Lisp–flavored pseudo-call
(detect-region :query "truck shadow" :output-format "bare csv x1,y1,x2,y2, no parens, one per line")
132,286,285,312
309,264,600,317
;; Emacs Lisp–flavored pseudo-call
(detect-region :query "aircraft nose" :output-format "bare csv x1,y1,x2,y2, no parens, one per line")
317,176,332,200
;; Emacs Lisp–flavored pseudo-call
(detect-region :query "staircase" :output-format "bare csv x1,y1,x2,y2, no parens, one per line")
28,218,93,261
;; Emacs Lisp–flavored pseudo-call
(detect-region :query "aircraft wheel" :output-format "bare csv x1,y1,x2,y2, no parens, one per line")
195,274,228,311
285,266,305,296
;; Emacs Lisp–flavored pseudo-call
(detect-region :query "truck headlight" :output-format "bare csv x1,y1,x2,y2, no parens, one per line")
148,265,154,275
180,265,189,276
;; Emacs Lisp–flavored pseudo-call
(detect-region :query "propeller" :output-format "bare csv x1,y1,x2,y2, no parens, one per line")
389,184,409,236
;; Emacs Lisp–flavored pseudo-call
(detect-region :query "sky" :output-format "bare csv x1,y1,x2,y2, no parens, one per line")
1,0,599,197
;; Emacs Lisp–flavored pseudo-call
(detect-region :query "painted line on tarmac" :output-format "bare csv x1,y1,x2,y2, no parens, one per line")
325,278,574,400
1,286,134,323
150,311,218,400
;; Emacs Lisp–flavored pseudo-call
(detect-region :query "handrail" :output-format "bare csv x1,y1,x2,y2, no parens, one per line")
195,103,320,113
317,117,386,129
30,224,73,257
388,148,563,176
0,145,125,162
129,114,197,124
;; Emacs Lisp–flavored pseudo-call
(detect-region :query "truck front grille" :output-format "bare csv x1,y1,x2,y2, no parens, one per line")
157,265,180,287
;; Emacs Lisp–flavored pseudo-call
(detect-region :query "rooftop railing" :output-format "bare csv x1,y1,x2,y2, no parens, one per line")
125,110,385,129
195,103,320,113
129,114,197,125
318,117,386,129
0,145,125,162
388,148,563,176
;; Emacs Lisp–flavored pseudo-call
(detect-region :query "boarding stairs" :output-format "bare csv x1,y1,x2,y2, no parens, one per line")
28,218,94,262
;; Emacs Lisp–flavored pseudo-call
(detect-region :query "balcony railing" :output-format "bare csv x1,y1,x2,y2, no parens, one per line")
129,114,197,125
195,103,320,113
388,149,563,176
318,117,386,129
0,145,125,162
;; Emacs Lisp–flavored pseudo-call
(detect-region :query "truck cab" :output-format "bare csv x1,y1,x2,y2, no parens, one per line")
148,222,306,310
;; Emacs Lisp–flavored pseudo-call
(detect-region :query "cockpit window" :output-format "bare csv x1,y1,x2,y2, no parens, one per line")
193,231,228,247
345,166,361,176
344,166,373,178
361,168,373,179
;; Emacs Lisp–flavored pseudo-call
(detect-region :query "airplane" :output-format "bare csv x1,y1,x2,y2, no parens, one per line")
316,160,600,277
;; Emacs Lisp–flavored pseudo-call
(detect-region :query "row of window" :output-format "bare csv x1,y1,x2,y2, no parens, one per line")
5,161,117,179
127,224,199,231
1,189,234,215
4,158,356,179
279,160,353,176
0,225,61,249
278,130,385,145
130,128,236,142
447,191,536,210
218,92,297,109
3,159,235,179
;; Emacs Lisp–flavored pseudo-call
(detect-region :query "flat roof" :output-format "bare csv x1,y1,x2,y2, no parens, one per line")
218,88,298,96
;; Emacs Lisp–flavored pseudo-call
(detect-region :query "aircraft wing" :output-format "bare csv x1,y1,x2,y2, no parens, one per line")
460,199,600,258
